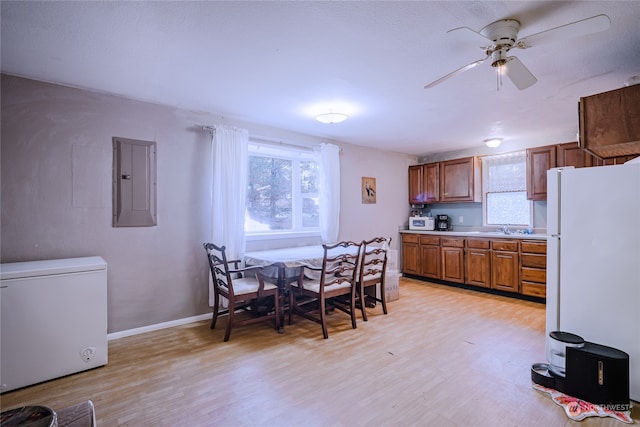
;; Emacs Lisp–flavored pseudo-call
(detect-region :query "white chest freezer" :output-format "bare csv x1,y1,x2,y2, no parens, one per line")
1,256,108,393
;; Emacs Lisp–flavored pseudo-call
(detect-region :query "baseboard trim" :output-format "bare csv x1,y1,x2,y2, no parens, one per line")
108,313,211,341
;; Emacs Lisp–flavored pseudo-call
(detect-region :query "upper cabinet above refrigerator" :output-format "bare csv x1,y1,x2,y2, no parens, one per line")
579,84,640,158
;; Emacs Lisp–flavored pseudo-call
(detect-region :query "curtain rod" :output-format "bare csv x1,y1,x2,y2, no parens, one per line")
201,125,341,152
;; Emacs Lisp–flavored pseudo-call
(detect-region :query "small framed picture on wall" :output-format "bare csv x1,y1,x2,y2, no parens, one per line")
361,176,376,204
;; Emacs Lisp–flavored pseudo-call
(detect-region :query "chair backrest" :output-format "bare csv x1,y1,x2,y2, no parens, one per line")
359,237,391,284
319,241,362,289
203,242,235,295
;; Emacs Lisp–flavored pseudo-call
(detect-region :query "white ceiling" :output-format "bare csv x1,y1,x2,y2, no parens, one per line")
2,1,639,157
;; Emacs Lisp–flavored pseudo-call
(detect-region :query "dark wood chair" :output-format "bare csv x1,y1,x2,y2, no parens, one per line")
357,237,391,321
203,243,279,342
289,241,361,339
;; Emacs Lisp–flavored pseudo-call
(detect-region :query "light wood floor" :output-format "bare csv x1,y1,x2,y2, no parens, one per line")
1,278,637,426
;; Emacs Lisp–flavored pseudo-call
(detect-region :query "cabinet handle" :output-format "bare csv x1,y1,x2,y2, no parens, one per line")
497,254,512,259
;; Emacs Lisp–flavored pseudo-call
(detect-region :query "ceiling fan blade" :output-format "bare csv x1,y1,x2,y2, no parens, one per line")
424,56,489,89
516,14,611,48
446,26,492,48
503,56,537,90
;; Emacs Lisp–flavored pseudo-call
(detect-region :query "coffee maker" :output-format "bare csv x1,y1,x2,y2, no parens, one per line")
436,214,450,231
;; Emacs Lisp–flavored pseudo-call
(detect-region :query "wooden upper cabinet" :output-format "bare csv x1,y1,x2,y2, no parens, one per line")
602,155,638,166
408,165,424,204
526,145,556,201
409,163,440,204
423,163,440,203
527,142,607,200
579,84,640,158
557,141,598,168
440,157,481,203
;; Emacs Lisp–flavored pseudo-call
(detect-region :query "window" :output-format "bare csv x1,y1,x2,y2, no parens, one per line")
245,142,320,236
482,151,531,227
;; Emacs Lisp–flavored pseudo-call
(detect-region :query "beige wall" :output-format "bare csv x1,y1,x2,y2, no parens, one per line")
1,74,413,333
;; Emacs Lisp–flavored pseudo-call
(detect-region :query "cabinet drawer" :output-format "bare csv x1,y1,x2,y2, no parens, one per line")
521,267,546,283
522,282,546,298
521,241,547,254
521,253,546,269
441,238,464,247
402,234,419,244
466,238,490,249
491,240,518,252
420,235,441,245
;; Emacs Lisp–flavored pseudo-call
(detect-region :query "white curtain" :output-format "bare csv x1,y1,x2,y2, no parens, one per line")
209,125,249,306
482,151,527,192
319,143,341,243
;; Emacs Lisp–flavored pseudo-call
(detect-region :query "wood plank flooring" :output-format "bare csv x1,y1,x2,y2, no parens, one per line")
1,278,637,426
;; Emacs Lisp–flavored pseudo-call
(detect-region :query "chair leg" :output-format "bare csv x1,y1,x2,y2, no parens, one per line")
319,296,329,339
210,292,220,329
350,289,357,329
274,292,281,331
380,282,388,315
359,282,368,322
224,301,234,342
288,289,295,326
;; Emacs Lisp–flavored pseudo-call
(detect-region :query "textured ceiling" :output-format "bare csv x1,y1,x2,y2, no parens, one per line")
2,1,639,156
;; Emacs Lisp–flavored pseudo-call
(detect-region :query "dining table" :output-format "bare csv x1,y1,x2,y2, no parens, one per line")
244,244,359,331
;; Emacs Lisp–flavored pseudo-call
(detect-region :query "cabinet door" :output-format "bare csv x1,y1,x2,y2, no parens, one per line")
557,141,595,168
526,146,556,201
602,155,638,166
465,249,490,288
423,163,440,203
402,242,419,275
420,244,441,279
491,251,520,292
440,157,479,203
442,247,464,283
408,165,424,204
579,84,640,158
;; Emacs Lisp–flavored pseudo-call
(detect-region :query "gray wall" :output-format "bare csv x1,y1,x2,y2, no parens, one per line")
0,74,413,333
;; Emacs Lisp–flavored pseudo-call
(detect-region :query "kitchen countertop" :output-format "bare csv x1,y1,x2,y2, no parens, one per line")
400,229,547,240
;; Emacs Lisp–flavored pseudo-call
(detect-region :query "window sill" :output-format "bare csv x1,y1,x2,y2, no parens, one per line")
245,230,321,241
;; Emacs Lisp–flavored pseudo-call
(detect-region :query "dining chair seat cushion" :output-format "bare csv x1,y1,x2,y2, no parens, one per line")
360,272,382,283
294,278,352,293
232,277,278,295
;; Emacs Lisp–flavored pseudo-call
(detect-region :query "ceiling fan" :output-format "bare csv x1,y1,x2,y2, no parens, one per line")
424,14,611,91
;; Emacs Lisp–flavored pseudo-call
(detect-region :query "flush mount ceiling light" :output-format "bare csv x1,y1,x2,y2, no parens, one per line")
484,138,502,148
315,112,348,124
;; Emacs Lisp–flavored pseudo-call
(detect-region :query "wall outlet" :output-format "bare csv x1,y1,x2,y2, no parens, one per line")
458,215,464,224
80,346,96,362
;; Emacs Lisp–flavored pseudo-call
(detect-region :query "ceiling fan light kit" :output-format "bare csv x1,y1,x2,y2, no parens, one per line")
315,112,348,124
424,14,610,91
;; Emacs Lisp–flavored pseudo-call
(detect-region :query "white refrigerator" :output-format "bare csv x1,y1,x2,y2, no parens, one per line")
546,161,640,402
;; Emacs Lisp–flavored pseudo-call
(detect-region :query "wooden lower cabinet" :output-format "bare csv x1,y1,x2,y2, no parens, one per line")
402,233,546,299
441,237,464,283
420,235,441,279
465,238,490,288
491,240,520,292
401,234,419,275
520,240,547,297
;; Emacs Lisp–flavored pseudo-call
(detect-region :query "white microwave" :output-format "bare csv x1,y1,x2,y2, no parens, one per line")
409,216,435,231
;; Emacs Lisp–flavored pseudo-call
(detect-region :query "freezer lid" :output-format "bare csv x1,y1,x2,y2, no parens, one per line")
0,256,107,280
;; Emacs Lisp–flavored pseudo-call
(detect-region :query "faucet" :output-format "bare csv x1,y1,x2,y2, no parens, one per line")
501,224,511,235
